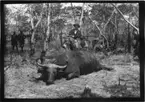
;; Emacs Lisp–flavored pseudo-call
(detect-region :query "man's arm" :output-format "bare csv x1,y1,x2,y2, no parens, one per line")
69,29,75,38
69,29,74,36
76,30,82,39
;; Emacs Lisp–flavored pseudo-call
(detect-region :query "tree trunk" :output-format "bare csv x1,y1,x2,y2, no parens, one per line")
31,15,43,43
114,14,118,50
60,30,63,47
128,23,131,53
71,3,76,23
102,9,115,49
108,26,111,47
88,8,115,50
103,10,115,32
80,3,85,34
92,20,109,49
44,3,51,51
114,33,118,50
29,5,43,55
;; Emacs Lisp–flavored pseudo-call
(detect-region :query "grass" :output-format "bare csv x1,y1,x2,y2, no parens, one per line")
4,44,140,98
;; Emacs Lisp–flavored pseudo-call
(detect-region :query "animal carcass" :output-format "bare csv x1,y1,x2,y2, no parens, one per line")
36,50,114,85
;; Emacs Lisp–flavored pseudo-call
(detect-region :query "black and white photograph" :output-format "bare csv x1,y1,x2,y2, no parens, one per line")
3,2,141,99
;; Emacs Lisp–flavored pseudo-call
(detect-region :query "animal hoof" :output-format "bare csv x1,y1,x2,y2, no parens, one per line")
46,81,54,85
32,78,40,83
66,76,71,80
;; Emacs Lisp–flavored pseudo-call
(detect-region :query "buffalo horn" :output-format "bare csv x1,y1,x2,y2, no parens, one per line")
37,62,67,69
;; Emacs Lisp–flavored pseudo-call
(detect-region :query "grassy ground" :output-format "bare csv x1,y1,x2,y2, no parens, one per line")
4,43,140,98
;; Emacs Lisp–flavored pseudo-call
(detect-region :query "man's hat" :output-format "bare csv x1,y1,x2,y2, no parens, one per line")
73,24,80,28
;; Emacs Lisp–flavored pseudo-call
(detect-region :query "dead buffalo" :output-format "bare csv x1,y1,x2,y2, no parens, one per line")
35,50,114,85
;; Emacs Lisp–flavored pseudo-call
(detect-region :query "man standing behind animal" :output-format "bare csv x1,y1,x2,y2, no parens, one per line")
18,30,25,52
69,24,82,50
11,31,18,52
132,29,139,60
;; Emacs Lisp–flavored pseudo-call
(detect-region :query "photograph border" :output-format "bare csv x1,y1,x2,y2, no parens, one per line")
1,1,144,101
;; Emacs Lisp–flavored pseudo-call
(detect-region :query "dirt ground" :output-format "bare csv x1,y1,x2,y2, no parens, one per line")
4,45,140,98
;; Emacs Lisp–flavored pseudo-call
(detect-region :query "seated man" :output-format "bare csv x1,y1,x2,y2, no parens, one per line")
69,24,82,50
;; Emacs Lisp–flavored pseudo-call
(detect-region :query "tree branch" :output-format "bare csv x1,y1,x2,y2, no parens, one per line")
110,21,116,27
133,7,139,19
35,12,43,28
31,4,44,43
93,20,109,48
88,16,109,48
103,9,115,32
30,17,34,29
111,3,139,34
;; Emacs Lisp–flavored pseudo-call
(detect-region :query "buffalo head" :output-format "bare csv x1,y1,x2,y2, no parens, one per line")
35,58,67,85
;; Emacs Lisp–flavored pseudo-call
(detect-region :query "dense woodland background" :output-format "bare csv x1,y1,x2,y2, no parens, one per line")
4,3,139,53
3,3,140,98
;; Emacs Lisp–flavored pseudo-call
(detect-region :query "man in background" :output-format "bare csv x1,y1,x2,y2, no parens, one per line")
18,30,25,52
11,31,18,52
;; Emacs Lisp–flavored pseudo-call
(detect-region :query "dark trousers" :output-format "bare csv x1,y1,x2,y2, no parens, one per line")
19,43,24,51
12,44,18,51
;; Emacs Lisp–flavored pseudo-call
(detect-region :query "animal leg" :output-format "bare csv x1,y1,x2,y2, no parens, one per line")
33,76,44,83
66,70,80,80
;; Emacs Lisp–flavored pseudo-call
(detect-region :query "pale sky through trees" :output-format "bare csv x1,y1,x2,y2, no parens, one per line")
6,3,138,26
6,3,89,25
6,3,138,13
6,3,84,11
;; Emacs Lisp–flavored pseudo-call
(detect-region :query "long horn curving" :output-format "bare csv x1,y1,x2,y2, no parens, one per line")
37,62,67,69
49,64,67,69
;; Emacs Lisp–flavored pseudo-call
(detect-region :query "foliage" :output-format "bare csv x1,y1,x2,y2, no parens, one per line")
5,5,11,35
91,3,114,27
51,3,62,18
5,3,139,53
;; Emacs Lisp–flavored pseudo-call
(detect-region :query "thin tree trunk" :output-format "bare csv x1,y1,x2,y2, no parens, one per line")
114,33,118,50
44,3,51,51
71,3,76,23
114,13,118,50
128,23,131,53
103,9,115,32
102,9,115,49
80,3,85,34
31,15,43,43
88,8,115,49
60,30,63,47
29,7,43,55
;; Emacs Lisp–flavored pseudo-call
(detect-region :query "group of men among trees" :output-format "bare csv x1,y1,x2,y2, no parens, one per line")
11,30,25,52
10,23,87,52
